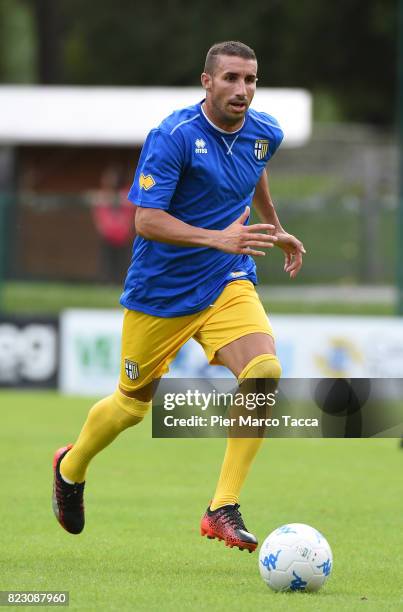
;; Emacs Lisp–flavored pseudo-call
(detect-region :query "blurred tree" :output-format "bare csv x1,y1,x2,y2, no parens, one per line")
0,0,36,82
60,0,396,125
252,0,397,125
0,0,397,124
31,0,64,83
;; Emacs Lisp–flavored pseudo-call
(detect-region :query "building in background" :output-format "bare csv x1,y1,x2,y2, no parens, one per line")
0,86,310,283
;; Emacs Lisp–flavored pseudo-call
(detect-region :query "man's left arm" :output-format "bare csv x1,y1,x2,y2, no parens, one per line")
253,170,306,278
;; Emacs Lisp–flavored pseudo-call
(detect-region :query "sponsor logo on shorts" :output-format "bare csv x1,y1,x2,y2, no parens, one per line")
125,359,139,380
139,173,156,190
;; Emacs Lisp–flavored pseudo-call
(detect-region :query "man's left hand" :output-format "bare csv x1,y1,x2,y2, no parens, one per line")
274,231,306,278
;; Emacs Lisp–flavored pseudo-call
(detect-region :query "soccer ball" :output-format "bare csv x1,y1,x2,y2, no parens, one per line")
259,523,333,592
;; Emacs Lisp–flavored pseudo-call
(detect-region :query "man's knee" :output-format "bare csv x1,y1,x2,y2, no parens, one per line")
119,381,154,402
238,354,282,381
112,387,152,427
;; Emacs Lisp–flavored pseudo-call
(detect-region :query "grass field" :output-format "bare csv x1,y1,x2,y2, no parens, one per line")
0,391,402,611
0,281,395,315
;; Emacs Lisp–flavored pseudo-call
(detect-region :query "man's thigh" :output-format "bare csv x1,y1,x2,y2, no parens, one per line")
119,308,201,393
194,280,276,377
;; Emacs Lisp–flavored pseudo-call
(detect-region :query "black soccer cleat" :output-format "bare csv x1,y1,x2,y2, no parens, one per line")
52,444,85,534
200,503,258,552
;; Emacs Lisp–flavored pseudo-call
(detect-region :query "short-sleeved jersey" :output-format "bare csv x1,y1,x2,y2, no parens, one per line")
120,100,283,317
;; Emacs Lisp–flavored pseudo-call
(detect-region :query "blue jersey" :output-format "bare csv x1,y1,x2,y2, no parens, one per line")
120,100,283,317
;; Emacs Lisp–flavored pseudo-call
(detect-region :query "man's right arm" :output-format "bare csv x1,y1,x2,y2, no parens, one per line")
135,206,278,256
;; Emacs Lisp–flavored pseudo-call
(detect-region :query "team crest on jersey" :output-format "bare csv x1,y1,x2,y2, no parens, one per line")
195,138,208,154
139,173,156,190
254,139,269,160
125,359,139,381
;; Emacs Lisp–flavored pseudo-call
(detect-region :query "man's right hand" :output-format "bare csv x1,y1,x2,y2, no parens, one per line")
136,205,277,254
212,206,277,256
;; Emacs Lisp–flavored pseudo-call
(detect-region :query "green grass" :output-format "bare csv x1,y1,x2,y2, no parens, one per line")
261,301,395,316
267,175,344,199
0,391,402,611
1,281,394,316
2,281,121,313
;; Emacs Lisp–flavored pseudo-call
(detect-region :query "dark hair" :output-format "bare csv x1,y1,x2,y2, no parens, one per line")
204,41,256,74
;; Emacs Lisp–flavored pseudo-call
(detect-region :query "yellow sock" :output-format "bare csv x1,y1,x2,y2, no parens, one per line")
209,436,264,510
210,354,281,511
60,390,151,483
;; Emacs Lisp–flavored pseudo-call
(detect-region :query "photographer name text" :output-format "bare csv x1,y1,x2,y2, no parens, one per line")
163,415,319,428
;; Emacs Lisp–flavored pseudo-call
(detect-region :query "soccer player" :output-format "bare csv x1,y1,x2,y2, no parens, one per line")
52,41,305,553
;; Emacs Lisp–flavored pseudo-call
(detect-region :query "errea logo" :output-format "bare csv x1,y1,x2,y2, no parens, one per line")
195,138,208,154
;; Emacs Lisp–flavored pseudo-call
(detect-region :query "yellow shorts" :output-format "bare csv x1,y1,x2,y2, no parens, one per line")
119,280,273,391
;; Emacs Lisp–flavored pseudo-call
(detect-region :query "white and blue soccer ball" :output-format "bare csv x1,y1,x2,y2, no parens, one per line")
259,523,333,592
